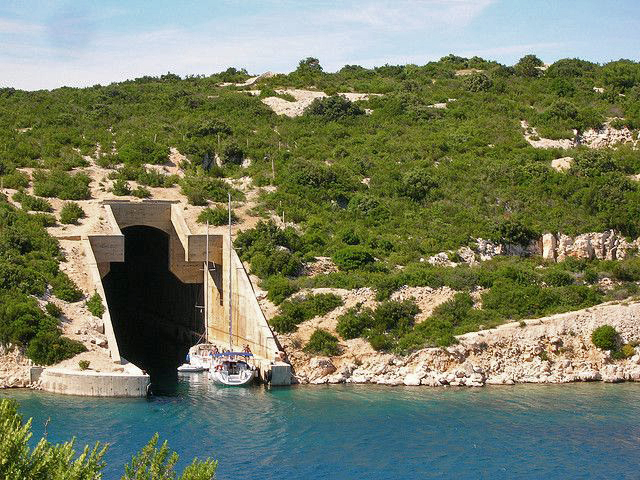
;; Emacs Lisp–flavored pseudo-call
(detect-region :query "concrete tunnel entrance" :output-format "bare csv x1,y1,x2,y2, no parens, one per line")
102,225,205,383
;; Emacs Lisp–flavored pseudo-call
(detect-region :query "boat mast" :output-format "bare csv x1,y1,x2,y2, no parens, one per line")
228,192,233,351
204,220,209,342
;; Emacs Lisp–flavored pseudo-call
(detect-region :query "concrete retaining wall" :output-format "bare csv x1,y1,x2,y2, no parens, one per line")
40,368,149,397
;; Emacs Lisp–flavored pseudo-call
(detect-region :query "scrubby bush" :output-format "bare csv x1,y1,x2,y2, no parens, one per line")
514,54,544,77
269,293,343,333
79,359,90,370
118,138,168,165
303,329,340,356
12,191,52,212
86,292,105,318
0,399,218,478
263,275,299,305
591,325,619,351
32,170,91,200
222,144,244,165
112,179,131,196
59,202,85,224
464,72,492,92
50,273,83,302
333,246,375,271
180,173,233,205
491,218,538,248
131,185,151,198
197,206,238,226
26,330,86,365
336,305,374,339
619,343,635,359
305,95,364,121
45,302,62,318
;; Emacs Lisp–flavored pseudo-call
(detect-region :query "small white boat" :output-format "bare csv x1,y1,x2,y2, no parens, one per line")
176,343,217,373
177,363,204,373
210,352,257,386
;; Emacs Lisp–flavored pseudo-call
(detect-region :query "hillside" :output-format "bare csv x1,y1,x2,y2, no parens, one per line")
2,54,640,383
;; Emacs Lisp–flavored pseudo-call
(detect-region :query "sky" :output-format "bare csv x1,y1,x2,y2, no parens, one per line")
1,0,639,91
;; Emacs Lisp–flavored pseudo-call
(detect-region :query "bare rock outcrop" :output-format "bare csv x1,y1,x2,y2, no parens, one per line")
543,230,639,262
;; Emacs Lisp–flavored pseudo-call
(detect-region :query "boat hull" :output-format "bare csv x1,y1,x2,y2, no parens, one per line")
210,369,256,386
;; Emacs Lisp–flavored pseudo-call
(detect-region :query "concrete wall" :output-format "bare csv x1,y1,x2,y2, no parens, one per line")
83,237,121,363
40,368,149,397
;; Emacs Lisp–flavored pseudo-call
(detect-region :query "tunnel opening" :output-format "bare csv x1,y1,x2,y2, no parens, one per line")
102,225,204,389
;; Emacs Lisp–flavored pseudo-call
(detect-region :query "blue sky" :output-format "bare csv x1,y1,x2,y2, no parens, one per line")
1,0,639,90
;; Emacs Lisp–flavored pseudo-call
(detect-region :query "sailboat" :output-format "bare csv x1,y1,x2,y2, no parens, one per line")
209,193,257,386
177,221,216,374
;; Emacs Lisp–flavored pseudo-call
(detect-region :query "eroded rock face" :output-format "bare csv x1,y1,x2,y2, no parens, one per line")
544,230,639,262
294,301,640,388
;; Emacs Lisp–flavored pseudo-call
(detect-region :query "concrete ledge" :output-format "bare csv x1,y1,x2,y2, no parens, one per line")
40,368,149,397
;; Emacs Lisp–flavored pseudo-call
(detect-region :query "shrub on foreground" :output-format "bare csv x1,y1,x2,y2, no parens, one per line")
591,325,619,351
0,399,217,479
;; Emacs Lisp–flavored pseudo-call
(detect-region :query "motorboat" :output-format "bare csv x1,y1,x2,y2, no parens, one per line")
209,352,257,386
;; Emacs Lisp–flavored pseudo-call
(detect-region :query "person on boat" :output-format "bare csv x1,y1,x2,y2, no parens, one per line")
243,344,251,354
212,345,219,355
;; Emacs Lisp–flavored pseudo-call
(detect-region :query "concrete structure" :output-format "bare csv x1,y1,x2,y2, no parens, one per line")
80,200,290,391
40,367,149,397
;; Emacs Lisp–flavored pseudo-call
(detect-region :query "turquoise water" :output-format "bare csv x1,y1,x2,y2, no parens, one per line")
3,378,640,479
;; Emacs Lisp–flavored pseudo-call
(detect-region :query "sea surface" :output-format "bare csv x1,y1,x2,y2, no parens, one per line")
3,377,640,479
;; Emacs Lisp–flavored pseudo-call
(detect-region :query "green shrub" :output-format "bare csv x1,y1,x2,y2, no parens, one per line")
620,343,635,358
544,269,575,286
263,275,299,305
303,329,340,356
79,359,90,370
51,272,83,302
26,330,86,365
305,95,364,121
112,179,131,196
336,305,374,339
45,302,62,318
591,325,619,351
32,170,91,200
197,206,238,225
59,202,85,224
333,246,375,271
464,72,493,92
131,185,151,198
0,399,218,478
269,293,343,333
180,173,232,205
12,191,52,212
118,138,168,165
222,143,244,165
86,292,105,318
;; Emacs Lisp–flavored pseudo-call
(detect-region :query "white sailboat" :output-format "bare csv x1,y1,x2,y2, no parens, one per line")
177,221,216,374
209,193,256,386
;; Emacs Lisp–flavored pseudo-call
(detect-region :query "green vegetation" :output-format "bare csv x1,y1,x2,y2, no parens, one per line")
86,292,105,318
12,191,52,212
32,170,91,200
59,202,85,224
78,359,90,370
303,329,341,356
0,399,217,479
3,54,640,356
269,293,343,333
0,198,86,364
591,325,619,351
197,206,238,225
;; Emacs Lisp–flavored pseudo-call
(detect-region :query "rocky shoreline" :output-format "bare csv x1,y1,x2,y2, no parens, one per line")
289,300,640,387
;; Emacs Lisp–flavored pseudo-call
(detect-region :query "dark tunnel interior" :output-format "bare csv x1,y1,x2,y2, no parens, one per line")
102,225,204,389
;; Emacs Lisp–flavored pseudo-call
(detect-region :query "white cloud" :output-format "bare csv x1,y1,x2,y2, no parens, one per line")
0,18,42,34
